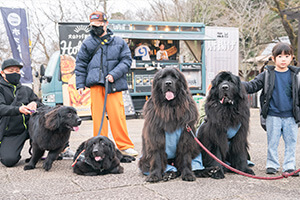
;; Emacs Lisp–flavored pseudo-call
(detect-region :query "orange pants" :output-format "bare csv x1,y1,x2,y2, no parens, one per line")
90,85,134,150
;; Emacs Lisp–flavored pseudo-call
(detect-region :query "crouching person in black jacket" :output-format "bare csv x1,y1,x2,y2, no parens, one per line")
0,59,42,167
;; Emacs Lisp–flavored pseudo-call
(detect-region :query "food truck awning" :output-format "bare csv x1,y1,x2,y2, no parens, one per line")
114,32,215,41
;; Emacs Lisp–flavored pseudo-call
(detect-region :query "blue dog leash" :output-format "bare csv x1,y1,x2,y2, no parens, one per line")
97,78,109,136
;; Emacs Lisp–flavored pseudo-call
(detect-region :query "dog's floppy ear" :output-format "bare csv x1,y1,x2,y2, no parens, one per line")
44,106,61,131
234,75,245,99
152,69,163,90
107,139,116,160
73,141,86,162
208,75,219,100
176,69,188,91
84,138,94,154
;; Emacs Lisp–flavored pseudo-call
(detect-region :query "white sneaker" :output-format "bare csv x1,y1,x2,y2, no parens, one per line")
121,148,138,157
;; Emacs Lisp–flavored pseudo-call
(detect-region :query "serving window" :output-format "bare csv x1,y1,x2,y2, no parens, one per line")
129,39,179,61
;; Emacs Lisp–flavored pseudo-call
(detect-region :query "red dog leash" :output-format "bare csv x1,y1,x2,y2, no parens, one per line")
186,124,300,180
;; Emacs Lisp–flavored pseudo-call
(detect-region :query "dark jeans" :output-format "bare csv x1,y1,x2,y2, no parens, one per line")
0,131,29,167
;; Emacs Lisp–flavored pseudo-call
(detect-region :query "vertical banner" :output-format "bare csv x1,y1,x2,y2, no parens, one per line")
0,7,32,83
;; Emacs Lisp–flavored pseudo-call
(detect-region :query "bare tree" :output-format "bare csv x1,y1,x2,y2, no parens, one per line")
267,0,299,64
20,0,107,66
221,0,274,80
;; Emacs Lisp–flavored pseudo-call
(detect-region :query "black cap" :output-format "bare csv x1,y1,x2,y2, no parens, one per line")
2,58,23,70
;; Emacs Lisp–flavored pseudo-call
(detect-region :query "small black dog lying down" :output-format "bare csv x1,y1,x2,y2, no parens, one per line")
72,136,135,176
24,105,81,171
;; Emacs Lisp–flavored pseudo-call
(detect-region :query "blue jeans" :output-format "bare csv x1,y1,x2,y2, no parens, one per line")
266,115,298,171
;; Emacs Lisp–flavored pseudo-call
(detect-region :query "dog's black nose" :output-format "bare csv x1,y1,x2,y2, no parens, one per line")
165,80,172,86
222,84,229,91
92,148,98,153
77,118,82,125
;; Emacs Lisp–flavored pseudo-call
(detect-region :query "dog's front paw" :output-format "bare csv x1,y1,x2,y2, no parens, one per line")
24,165,35,170
43,160,53,171
181,168,196,181
182,172,196,181
244,168,255,175
110,165,124,174
120,155,136,163
194,166,221,178
146,172,162,183
211,167,225,179
163,171,180,181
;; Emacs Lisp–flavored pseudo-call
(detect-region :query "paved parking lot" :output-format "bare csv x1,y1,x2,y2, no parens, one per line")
1,108,300,200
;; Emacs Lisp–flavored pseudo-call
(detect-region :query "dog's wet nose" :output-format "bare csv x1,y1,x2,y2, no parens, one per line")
77,118,82,125
222,84,229,91
92,149,98,154
165,80,172,86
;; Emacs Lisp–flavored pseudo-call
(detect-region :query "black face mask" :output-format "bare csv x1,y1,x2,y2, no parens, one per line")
91,26,104,36
5,73,21,85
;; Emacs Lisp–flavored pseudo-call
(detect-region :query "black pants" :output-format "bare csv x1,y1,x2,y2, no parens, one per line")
0,131,28,167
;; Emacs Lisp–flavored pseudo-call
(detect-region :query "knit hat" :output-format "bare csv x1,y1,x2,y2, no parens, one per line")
89,11,107,26
2,58,23,70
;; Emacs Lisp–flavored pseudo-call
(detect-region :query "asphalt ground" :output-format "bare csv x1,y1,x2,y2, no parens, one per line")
1,108,300,200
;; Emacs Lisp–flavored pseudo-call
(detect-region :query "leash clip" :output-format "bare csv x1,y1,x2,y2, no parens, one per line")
186,124,192,132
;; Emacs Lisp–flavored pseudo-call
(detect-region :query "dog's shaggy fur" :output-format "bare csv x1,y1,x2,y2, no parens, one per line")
139,67,200,182
24,105,81,171
197,71,254,179
72,136,135,176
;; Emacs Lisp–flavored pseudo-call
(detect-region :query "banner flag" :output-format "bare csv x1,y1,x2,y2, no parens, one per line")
0,7,32,83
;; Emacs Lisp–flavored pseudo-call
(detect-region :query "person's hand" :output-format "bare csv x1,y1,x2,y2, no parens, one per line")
78,88,84,96
106,74,114,83
27,102,37,112
19,105,31,115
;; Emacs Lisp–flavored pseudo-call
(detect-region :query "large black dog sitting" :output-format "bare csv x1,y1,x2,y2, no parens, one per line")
139,67,200,182
72,136,135,176
24,105,81,171
197,71,254,179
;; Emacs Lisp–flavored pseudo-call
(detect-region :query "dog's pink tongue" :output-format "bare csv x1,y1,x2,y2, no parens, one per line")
73,126,79,132
165,91,174,101
95,156,102,161
220,97,225,104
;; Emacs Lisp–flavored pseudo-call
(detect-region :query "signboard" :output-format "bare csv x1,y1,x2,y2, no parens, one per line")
205,26,239,93
58,23,91,116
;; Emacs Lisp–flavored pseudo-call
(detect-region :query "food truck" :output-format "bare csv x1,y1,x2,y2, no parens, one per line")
41,20,223,116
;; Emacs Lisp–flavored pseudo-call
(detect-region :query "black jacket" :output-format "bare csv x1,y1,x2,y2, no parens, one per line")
242,65,300,122
0,75,42,139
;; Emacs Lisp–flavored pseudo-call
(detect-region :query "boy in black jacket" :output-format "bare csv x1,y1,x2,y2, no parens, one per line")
0,58,42,167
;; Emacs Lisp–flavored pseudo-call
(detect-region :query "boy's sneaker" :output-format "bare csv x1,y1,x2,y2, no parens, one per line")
266,167,277,174
121,148,138,157
59,148,75,159
284,169,300,177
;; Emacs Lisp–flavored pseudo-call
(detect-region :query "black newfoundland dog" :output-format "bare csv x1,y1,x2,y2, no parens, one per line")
24,105,81,171
197,71,254,179
72,136,135,176
139,67,200,182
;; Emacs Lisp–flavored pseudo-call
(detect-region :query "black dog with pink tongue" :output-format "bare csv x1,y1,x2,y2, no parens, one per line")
72,136,135,176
